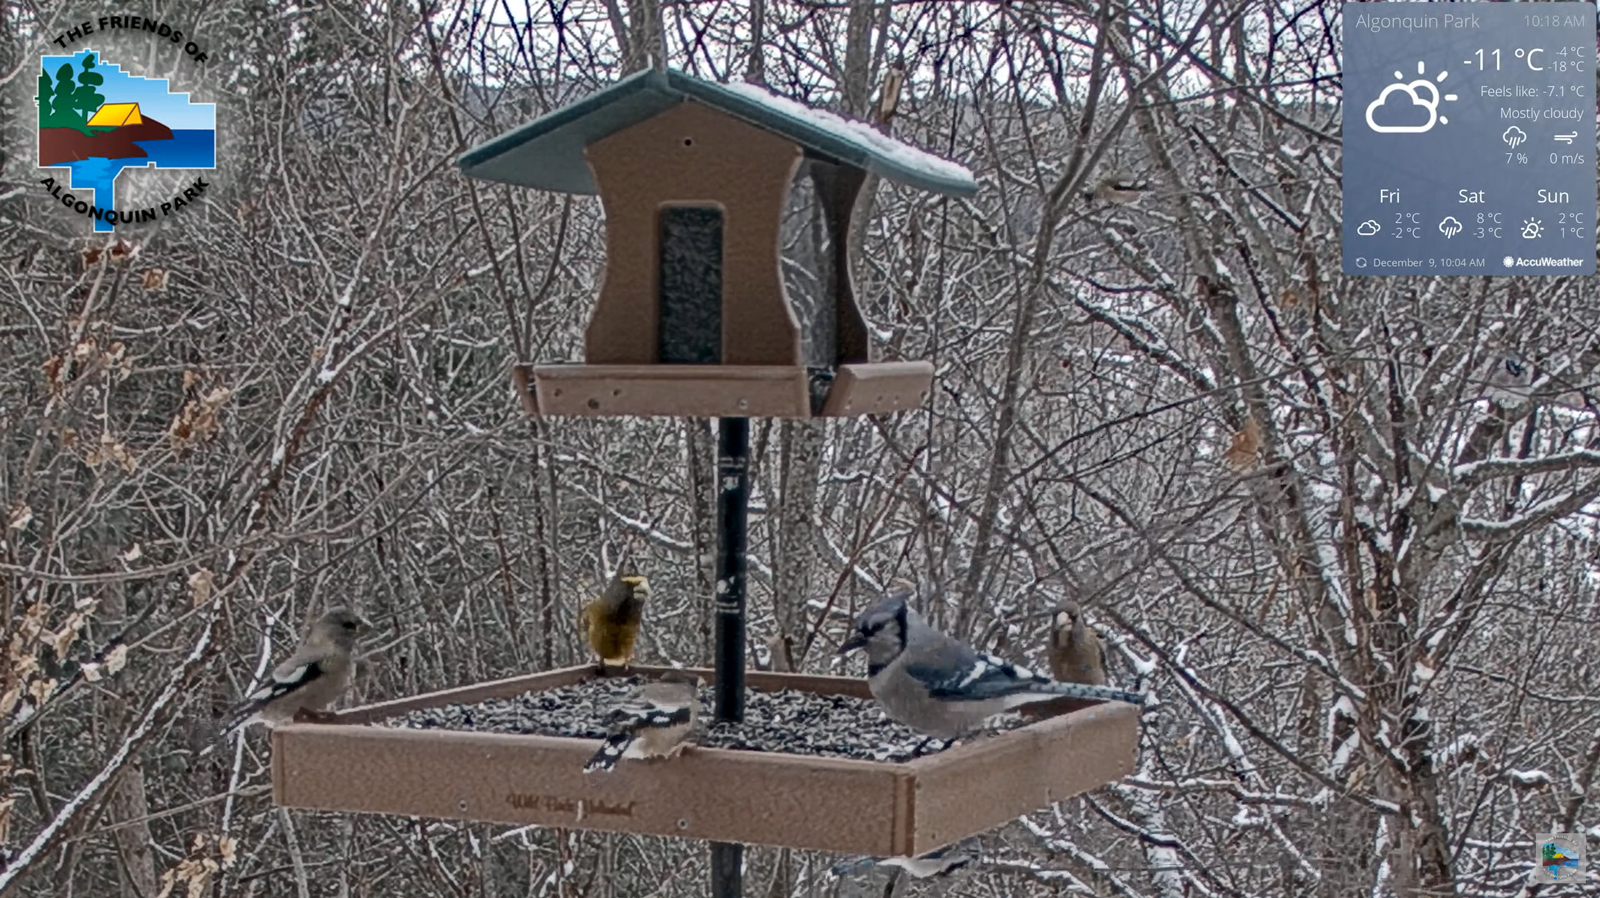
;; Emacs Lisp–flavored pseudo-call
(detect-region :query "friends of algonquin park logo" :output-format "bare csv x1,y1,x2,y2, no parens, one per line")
36,17,215,232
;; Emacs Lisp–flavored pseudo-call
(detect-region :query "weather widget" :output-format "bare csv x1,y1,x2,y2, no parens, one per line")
1342,3,1596,275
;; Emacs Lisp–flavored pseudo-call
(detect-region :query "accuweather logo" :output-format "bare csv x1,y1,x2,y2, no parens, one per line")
1504,256,1586,268
34,16,215,232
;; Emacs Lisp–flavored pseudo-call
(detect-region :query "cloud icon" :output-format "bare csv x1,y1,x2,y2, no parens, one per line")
1366,62,1456,134
1357,219,1382,236
1502,126,1527,148
1367,82,1439,133
1439,216,1462,238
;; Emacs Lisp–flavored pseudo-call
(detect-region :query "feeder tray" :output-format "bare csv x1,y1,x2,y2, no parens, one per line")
511,362,933,418
271,664,1139,857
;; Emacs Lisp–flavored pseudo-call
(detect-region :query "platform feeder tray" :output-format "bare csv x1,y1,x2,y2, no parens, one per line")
271,663,1139,858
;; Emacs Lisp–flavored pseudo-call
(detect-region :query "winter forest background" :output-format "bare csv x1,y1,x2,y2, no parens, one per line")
1,0,1598,896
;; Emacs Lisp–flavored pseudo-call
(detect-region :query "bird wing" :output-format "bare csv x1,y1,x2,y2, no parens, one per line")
903,637,1048,702
1088,629,1107,671
606,685,695,732
231,642,334,714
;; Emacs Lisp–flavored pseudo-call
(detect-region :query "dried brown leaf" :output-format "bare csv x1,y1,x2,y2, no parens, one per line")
51,626,77,659
41,356,63,390
27,677,55,707
1225,417,1261,470
189,569,215,607
6,504,32,532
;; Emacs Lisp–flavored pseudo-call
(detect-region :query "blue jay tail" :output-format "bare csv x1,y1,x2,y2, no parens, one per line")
1039,681,1145,705
829,856,881,878
910,736,956,757
217,703,260,738
583,733,634,773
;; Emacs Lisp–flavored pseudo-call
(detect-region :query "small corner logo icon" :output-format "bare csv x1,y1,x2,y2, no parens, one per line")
36,41,215,232
1534,833,1584,884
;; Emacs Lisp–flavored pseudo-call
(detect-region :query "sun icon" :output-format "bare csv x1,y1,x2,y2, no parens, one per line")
1367,61,1459,133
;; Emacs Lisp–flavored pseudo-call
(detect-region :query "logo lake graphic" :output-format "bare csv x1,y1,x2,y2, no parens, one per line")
36,21,215,232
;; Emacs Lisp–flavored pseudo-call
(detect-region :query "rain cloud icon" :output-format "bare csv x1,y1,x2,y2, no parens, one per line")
1366,61,1458,134
1357,219,1382,236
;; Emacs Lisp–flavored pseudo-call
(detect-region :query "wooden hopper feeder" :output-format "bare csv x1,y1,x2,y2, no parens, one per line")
271,664,1140,856
454,68,978,419
269,69,1141,889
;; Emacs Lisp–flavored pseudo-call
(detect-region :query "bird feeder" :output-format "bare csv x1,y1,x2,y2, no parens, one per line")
271,664,1140,856
269,69,1139,894
464,68,975,419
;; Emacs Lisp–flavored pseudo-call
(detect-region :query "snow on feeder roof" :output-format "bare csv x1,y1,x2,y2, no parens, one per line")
457,68,977,198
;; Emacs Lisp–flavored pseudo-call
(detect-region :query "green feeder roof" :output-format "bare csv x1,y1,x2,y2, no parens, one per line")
457,68,978,198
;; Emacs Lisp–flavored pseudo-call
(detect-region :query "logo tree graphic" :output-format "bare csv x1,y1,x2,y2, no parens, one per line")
37,53,106,135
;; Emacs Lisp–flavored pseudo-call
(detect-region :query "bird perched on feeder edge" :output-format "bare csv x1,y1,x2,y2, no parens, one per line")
838,586,1145,743
219,606,367,735
581,572,651,672
1048,600,1107,687
1083,175,1150,206
830,838,978,879
583,671,702,773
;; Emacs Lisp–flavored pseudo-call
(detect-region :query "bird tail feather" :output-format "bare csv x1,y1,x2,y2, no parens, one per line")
583,733,634,773
1040,681,1144,704
829,856,881,877
217,705,257,739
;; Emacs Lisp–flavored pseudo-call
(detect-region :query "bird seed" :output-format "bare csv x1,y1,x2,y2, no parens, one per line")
384,676,1030,762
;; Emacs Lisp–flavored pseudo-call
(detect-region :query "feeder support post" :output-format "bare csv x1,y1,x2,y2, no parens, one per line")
711,416,750,897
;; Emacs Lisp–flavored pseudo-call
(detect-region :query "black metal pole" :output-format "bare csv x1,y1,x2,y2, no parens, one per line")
711,416,749,898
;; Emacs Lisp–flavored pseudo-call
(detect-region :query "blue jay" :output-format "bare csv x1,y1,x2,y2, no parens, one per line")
220,607,367,735
1486,354,1533,409
583,672,701,773
837,588,1144,740
830,838,977,879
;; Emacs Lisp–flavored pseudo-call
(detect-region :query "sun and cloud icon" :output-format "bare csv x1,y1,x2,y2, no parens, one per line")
1366,61,1459,133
